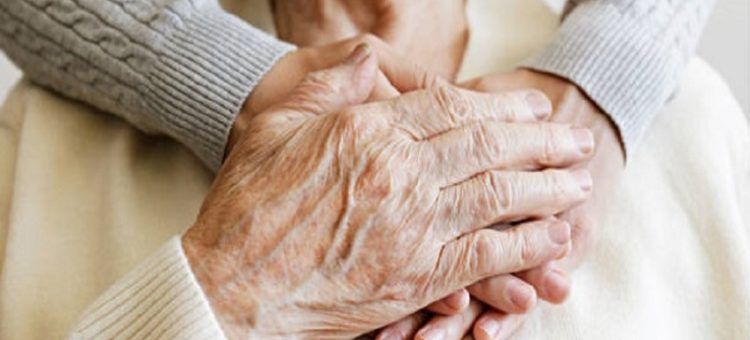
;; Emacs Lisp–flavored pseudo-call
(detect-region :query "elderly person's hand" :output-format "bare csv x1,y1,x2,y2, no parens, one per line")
231,34,434,153
270,0,469,79
382,69,623,340
236,35,402,119
182,46,595,339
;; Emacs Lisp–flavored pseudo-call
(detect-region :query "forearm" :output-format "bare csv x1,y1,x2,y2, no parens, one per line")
524,0,715,156
0,0,294,170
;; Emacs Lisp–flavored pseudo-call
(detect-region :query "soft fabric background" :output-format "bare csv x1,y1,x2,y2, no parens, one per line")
3,0,748,114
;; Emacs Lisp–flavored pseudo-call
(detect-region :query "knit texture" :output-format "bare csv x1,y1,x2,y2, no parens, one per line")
68,237,225,339
0,0,294,170
525,0,715,155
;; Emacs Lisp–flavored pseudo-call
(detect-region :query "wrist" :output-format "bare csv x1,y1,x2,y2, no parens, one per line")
181,232,264,339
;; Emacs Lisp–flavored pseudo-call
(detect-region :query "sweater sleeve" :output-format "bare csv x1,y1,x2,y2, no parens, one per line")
68,236,226,339
523,0,715,156
0,0,294,171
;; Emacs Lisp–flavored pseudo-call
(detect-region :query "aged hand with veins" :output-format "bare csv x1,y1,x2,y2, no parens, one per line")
182,46,595,339
229,34,433,152
381,69,622,340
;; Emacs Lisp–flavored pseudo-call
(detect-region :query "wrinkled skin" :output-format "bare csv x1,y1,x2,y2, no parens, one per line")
264,3,615,337
271,0,469,79
382,70,625,340
465,70,625,271
237,35,402,127
182,48,594,339
235,34,437,143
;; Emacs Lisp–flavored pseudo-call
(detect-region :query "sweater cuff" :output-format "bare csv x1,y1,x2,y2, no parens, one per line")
523,2,683,157
154,3,294,170
69,237,225,339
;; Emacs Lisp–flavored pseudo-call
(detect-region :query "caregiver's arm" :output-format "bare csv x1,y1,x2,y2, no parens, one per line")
0,0,293,170
525,0,715,153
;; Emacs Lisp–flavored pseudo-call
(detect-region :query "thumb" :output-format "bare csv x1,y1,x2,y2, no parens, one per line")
276,43,378,116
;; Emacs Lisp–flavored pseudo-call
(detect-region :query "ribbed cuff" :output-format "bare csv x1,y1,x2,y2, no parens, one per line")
69,237,225,340
523,2,682,157
152,3,294,170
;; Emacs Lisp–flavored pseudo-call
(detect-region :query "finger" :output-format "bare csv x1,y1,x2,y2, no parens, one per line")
374,43,441,93
425,289,470,315
467,274,537,314
386,87,551,141
473,310,526,340
426,122,594,186
557,204,597,269
434,220,572,294
460,73,518,93
415,299,484,340
324,34,440,93
437,169,591,237
516,262,572,304
376,312,429,340
274,43,378,116
369,69,401,101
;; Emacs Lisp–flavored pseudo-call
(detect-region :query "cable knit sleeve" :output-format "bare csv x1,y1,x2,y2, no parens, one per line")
0,0,294,170
524,0,715,156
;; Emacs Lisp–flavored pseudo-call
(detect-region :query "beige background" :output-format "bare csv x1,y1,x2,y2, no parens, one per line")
0,0,748,115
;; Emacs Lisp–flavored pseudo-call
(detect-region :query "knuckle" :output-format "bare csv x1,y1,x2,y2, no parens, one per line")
363,153,395,196
503,230,538,268
356,33,382,46
336,109,368,134
487,172,514,214
539,125,565,165
303,70,329,86
496,93,523,121
468,232,496,275
546,170,574,203
299,72,334,97
475,124,504,161
431,85,472,122
518,231,540,266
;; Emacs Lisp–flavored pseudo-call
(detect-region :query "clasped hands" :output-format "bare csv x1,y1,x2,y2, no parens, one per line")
183,1,624,339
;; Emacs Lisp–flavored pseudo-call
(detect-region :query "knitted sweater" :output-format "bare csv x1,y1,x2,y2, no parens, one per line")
0,0,714,338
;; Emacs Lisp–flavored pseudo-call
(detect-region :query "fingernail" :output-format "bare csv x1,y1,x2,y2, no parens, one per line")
548,221,571,245
572,128,594,154
572,169,592,192
524,91,551,120
446,290,469,311
543,269,570,302
416,327,445,340
507,280,534,311
348,43,372,65
479,319,500,338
